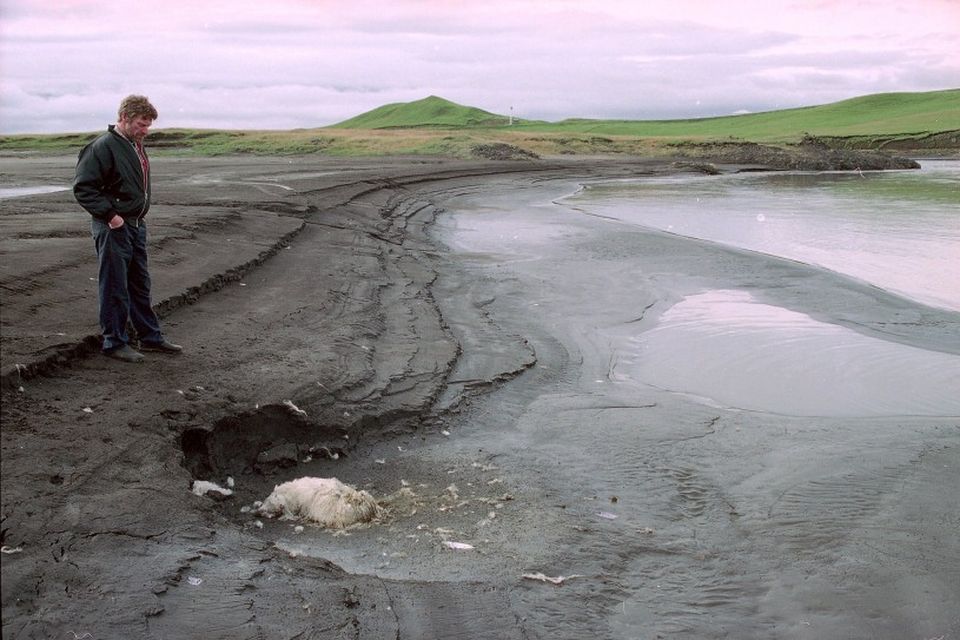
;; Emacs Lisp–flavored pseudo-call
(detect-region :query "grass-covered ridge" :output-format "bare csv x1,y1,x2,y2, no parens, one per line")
527,89,960,140
1,90,957,157
332,95,516,129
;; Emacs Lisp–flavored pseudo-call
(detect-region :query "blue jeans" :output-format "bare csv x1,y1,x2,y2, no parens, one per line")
91,219,164,351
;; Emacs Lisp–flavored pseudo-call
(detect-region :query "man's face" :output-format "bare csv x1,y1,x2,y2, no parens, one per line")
119,114,153,141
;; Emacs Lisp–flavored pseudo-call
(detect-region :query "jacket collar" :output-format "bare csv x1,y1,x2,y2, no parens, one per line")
108,123,130,141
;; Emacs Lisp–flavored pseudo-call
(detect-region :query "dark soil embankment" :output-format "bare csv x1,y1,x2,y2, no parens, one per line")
810,129,960,156
670,137,921,170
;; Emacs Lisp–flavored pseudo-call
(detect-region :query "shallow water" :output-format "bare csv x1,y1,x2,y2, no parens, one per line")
553,162,960,418
0,185,69,199
615,288,960,417
563,160,960,312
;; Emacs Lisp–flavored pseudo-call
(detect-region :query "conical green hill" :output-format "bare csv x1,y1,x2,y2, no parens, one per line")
332,95,512,129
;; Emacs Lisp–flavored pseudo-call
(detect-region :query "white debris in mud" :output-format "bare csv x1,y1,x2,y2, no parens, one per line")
283,400,307,417
443,541,474,551
437,484,471,512
522,572,583,586
258,477,382,529
191,480,233,497
378,486,421,518
1,546,24,554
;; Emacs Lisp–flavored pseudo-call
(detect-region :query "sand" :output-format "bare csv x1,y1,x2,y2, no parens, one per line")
2,154,957,639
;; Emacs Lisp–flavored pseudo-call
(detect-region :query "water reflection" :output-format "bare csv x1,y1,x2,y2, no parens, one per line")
565,161,960,311
617,290,960,417
0,185,69,199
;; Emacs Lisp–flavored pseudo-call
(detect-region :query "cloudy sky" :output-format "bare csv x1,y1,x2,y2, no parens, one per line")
1,0,958,134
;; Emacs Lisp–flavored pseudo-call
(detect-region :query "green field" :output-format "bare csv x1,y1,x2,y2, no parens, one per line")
518,89,960,140
2,90,957,157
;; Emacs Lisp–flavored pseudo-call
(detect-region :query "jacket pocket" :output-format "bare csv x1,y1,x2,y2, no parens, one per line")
113,194,144,216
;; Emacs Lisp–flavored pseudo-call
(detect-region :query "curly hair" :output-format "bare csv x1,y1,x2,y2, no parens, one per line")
118,95,158,121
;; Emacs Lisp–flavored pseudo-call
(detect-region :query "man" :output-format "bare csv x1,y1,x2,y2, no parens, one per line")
74,95,182,363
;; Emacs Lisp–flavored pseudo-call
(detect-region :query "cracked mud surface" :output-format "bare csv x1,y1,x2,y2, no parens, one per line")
2,155,958,639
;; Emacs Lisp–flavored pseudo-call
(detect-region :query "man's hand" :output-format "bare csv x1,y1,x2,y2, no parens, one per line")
108,214,125,229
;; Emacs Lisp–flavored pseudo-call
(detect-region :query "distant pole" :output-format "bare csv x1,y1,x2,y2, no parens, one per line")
509,106,513,126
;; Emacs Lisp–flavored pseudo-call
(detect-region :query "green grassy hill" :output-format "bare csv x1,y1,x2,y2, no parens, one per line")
333,95,518,129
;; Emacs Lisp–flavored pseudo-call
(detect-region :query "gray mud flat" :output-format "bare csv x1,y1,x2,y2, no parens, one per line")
1,155,958,639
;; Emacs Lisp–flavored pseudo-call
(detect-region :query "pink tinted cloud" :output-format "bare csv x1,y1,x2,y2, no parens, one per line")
1,0,958,133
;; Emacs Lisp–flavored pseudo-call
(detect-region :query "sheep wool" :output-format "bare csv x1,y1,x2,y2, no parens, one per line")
258,477,382,528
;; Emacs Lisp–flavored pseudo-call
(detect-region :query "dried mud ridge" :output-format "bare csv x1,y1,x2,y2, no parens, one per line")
2,221,307,387
0,151,935,639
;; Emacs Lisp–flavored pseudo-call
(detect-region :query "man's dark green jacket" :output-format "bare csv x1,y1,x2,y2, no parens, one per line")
73,125,150,223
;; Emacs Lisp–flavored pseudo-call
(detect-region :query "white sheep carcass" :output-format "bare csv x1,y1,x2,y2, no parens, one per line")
258,477,381,528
